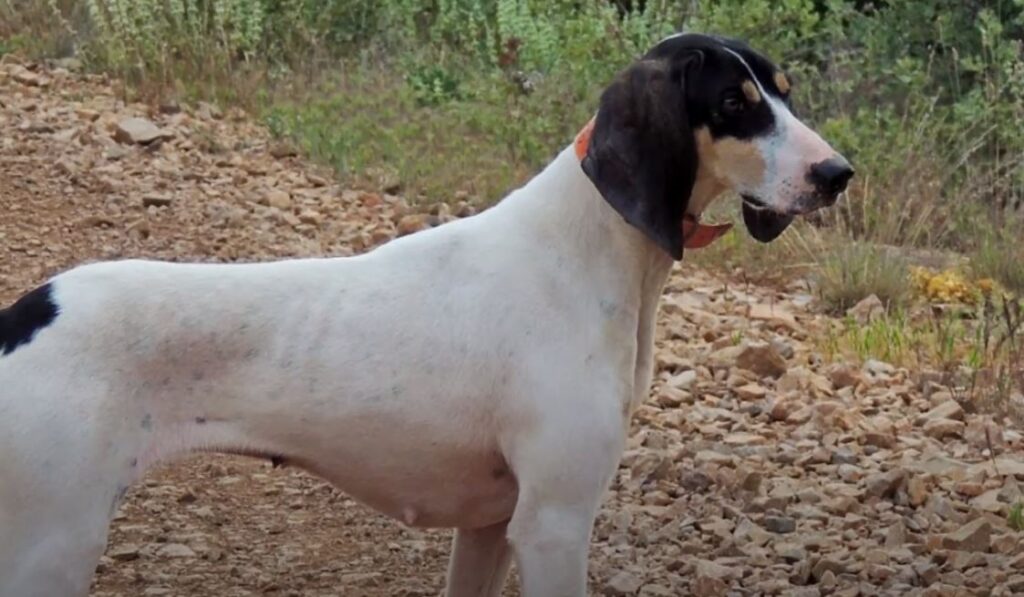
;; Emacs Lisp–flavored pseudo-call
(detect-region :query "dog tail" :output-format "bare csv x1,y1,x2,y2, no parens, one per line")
0,283,60,357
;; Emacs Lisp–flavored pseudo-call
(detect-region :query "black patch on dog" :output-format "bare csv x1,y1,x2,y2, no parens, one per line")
0,283,59,356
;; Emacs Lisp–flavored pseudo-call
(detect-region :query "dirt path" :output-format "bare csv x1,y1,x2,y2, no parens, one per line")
3,59,1024,597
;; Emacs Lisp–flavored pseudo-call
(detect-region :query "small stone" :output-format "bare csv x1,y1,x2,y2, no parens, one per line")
605,571,642,596
865,359,895,376
397,214,428,236
917,400,965,424
812,557,847,581
908,475,930,507
942,518,992,553
914,561,940,586
141,194,173,208
764,516,796,534
924,418,965,439
735,382,767,401
735,341,788,378
694,559,731,596
269,142,298,159
847,294,884,324
865,468,906,498
864,431,897,449
828,363,864,389
156,543,196,558
831,448,859,465
114,117,171,145
108,544,140,561
263,189,292,210
298,209,323,226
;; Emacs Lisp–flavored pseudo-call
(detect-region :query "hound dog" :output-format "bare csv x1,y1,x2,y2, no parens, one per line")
0,33,852,596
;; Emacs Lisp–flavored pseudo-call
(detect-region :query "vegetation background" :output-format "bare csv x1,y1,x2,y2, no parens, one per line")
2,0,1023,407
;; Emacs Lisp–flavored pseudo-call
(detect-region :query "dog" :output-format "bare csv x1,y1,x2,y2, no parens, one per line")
0,33,852,597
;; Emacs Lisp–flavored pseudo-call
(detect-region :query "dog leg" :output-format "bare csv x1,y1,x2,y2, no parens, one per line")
504,416,624,597
1,490,115,597
445,521,513,597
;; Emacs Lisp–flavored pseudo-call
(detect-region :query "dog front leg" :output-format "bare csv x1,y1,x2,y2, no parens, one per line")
504,410,625,597
445,520,513,597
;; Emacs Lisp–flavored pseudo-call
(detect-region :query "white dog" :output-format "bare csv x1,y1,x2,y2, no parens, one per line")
0,33,851,596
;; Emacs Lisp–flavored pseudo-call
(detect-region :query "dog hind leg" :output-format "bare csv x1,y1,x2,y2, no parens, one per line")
445,520,513,597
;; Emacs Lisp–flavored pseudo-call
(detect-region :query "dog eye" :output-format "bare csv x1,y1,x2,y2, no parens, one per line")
721,94,745,114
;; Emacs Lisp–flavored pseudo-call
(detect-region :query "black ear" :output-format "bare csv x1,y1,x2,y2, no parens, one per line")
581,59,698,260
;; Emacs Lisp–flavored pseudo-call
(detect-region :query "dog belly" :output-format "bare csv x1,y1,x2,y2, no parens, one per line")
312,444,519,529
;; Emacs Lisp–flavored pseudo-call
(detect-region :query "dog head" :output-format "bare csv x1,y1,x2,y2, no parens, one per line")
581,33,853,258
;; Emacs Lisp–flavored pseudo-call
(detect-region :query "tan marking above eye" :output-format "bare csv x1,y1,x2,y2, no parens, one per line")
773,71,791,94
741,80,761,104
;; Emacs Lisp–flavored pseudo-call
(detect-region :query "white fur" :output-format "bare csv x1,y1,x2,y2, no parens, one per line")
0,145,677,597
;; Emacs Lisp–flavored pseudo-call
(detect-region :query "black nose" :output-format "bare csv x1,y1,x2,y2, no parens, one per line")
809,157,854,197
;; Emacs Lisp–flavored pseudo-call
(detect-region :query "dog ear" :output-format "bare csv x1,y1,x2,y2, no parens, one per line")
581,58,699,260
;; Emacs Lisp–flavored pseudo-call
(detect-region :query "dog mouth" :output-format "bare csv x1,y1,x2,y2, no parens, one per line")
741,194,787,215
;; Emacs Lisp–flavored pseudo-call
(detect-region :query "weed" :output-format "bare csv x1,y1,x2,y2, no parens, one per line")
1009,501,1024,532
814,242,911,315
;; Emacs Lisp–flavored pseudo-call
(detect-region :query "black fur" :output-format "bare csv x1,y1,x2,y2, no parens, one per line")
582,59,698,259
0,283,60,356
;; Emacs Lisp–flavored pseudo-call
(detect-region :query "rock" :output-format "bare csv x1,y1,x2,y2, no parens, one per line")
748,303,799,331
605,571,642,596
965,417,1005,451
864,431,897,449
771,337,796,359
828,363,864,389
942,518,992,553
812,558,848,581
269,142,298,159
914,561,940,586
154,100,180,117
141,194,173,208
735,341,788,378
831,448,859,465
694,559,731,596
917,400,965,424
12,67,47,87
864,359,895,376
924,418,965,439
397,214,428,236
865,469,906,498
764,516,796,534
847,294,884,324
156,543,196,558
298,209,323,226
263,189,292,210
108,543,140,561
669,369,697,390
735,382,767,401
114,117,172,145
908,475,930,507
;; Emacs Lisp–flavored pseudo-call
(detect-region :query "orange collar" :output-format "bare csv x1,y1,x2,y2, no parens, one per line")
574,118,731,250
